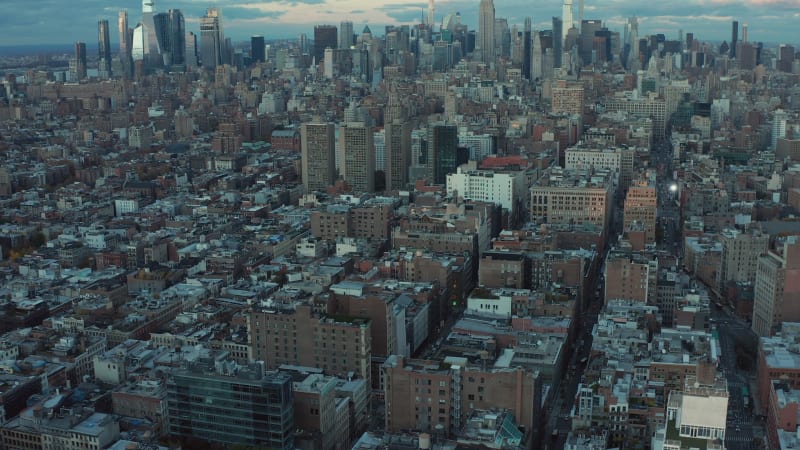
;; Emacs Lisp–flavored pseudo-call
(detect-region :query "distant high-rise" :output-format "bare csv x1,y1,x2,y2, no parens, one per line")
742,23,748,43
313,25,338,64
339,21,353,49
429,124,459,184
552,17,563,68
578,0,584,25
579,19,602,65
428,0,435,28
185,32,198,68
301,122,336,193
118,10,130,65
562,0,574,40
167,9,186,68
141,0,162,69
523,17,532,79
779,44,794,73
200,7,224,69
341,122,375,193
478,0,495,63
251,35,265,63
67,41,87,82
730,20,738,58
98,20,112,77
385,120,412,191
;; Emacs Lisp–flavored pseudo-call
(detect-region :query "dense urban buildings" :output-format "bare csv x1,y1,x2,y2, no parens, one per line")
0,2,798,449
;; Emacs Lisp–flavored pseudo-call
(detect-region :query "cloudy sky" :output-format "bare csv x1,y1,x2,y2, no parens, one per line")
0,0,798,48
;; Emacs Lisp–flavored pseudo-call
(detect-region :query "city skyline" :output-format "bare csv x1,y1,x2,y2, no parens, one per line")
0,0,799,49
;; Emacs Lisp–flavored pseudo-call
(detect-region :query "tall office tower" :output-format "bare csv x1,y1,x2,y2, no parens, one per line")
166,363,294,450
74,41,87,79
686,32,694,51
495,18,510,58
167,9,185,68
301,122,336,193
752,237,800,337
97,20,112,77
742,23,748,43
578,0,584,25
523,17,532,79
251,35,265,62
779,45,795,73
298,33,309,54
385,120,412,191
478,0,495,64
200,7,224,69
730,20,738,58
428,0,435,28
185,32,198,68
626,16,639,70
132,24,145,63
153,12,171,65
313,25,338,64
531,31,543,79
552,17,563,68
562,0,573,40
339,21,353,49
118,10,132,76
341,122,375,193
429,124,458,184
141,0,162,69
579,19,602,65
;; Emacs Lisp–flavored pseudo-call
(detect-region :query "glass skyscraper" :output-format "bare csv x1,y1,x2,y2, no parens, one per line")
97,20,111,77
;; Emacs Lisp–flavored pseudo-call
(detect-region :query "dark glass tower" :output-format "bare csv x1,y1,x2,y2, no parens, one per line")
552,16,563,68
313,25,338,64
168,9,186,68
431,124,458,184
523,17,532,79
74,41,87,79
97,20,111,76
251,35,265,63
730,20,738,58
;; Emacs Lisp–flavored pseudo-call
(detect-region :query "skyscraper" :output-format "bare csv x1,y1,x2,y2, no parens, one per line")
119,10,133,77
301,122,336,193
313,25,338,64
141,0,162,69
200,7,224,69
552,16,563,68
339,21,353,49
74,42,87,80
562,0,574,40
341,122,375,193
428,0,435,28
251,35,265,63
185,32,198,68
385,120,412,191
478,0,495,64
430,124,458,184
167,9,186,69
730,20,738,58
523,17,532,79
98,20,112,77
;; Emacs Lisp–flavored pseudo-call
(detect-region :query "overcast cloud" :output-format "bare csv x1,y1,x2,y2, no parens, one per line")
0,0,798,48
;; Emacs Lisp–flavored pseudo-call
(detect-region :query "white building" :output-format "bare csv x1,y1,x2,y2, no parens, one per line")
114,199,139,217
446,163,525,213
651,379,728,450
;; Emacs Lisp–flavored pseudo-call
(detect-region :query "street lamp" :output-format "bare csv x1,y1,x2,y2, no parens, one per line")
669,183,677,193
